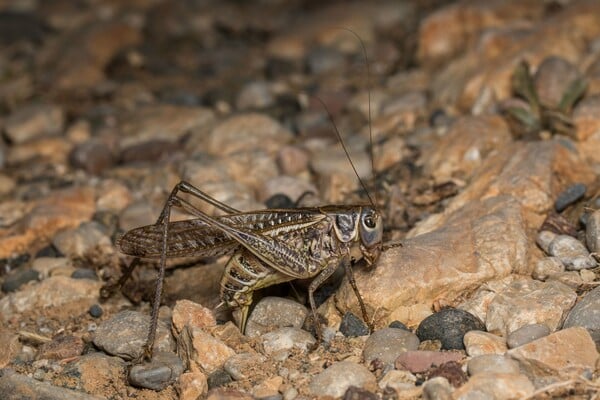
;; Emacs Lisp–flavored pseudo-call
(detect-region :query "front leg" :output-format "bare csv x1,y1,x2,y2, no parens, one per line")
307,256,348,343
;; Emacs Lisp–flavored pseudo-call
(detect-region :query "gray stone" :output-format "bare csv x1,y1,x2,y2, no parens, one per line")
485,278,576,336
585,209,600,253
467,355,520,376
363,327,420,365
422,377,454,400
0,368,103,400
416,308,485,350
507,323,550,349
547,235,596,270
1,268,40,292
308,361,376,398
92,310,174,360
128,351,184,391
554,183,586,212
52,221,113,259
536,230,557,254
245,297,309,338
563,285,600,344
260,327,316,356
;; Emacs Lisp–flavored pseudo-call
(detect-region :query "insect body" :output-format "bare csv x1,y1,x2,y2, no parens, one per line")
116,181,383,351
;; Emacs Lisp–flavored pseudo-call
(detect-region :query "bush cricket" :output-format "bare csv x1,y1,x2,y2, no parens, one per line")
106,30,383,359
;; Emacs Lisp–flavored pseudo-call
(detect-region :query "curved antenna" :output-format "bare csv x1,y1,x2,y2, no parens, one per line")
316,26,377,207
315,97,376,207
338,27,376,202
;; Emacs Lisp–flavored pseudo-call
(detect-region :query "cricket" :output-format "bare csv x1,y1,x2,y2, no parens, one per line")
107,30,384,359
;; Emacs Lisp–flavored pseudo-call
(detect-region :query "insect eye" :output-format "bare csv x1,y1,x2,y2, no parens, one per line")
364,214,376,229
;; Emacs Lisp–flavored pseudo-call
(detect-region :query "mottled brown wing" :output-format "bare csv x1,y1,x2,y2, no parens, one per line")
117,209,326,259
117,219,237,259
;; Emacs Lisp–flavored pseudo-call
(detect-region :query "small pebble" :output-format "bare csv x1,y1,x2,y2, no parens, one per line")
547,235,596,270
245,297,308,338
69,139,115,175
532,257,565,280
71,268,98,280
1,268,40,292
585,209,600,253
554,183,586,212
536,230,557,253
308,361,376,398
388,320,409,331
416,308,485,350
92,310,174,360
362,327,420,365
52,221,112,259
339,312,369,337
378,369,416,391
467,354,521,376
129,351,184,391
563,285,600,344
422,376,454,400
264,193,295,209
207,369,233,389
463,331,507,356
88,304,103,318
260,327,316,356
177,371,208,400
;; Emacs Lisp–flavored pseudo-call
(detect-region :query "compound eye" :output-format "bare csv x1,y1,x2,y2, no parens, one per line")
364,214,376,229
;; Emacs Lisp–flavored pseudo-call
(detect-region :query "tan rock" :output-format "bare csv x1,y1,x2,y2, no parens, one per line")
41,21,142,90
451,373,534,399
485,278,576,336
333,195,527,328
177,371,208,400
7,137,73,166
0,187,95,258
423,115,512,183
413,140,595,237
177,326,235,374
119,104,215,149
252,376,283,398
508,326,599,373
463,331,507,357
208,113,293,156
172,300,216,335
417,1,544,66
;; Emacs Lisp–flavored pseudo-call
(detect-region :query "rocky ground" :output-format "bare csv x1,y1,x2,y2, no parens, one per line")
1,0,600,399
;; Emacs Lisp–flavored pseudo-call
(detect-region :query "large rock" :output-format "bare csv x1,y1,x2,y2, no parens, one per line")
508,327,599,374
332,195,527,327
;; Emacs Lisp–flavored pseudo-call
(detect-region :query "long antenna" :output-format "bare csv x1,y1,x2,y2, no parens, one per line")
339,27,376,204
319,27,378,207
316,97,375,207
